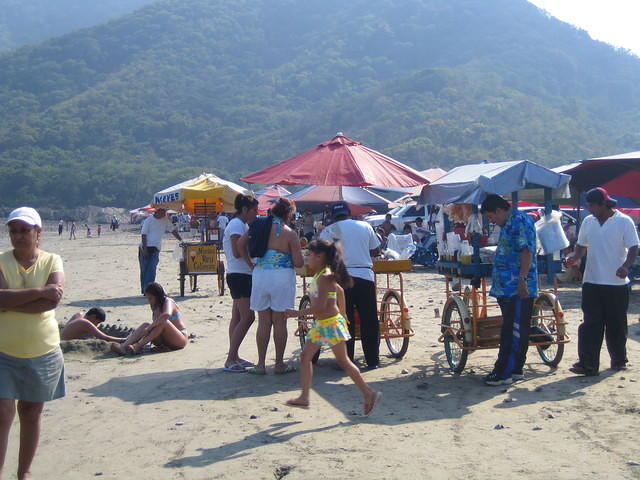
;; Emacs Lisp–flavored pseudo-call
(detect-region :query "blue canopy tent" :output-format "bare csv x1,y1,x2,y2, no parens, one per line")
419,160,571,206
418,160,572,283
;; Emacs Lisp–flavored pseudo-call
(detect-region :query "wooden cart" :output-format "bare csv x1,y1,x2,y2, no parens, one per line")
295,259,414,362
178,241,225,296
438,259,570,372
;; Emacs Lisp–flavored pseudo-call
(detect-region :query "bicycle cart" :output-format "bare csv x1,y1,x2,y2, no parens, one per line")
178,241,225,296
418,160,573,373
295,258,414,362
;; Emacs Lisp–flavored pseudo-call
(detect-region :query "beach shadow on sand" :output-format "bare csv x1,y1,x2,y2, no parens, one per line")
164,421,344,468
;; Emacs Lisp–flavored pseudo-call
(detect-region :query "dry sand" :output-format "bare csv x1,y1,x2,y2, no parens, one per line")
2,227,639,479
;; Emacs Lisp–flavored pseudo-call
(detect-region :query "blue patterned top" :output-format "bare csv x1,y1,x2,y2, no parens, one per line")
256,249,293,269
490,209,538,298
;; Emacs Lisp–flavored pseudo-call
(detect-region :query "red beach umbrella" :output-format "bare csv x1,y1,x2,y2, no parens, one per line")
241,134,429,187
256,185,291,213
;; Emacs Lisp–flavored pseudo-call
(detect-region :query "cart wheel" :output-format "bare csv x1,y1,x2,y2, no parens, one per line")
532,293,564,366
297,295,319,364
218,261,225,296
380,290,409,359
442,295,470,373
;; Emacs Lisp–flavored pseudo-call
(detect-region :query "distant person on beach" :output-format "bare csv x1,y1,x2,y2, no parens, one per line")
242,197,304,374
85,224,92,238
111,282,187,355
0,207,65,480
566,187,639,376
60,307,124,343
58,219,64,236
217,212,229,238
69,221,77,240
380,213,396,236
138,207,182,295
480,194,537,386
302,209,315,242
222,194,259,372
320,202,381,370
97,224,102,237
285,240,381,415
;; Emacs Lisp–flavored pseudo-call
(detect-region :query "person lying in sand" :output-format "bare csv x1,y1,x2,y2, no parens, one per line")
111,282,187,355
61,307,125,343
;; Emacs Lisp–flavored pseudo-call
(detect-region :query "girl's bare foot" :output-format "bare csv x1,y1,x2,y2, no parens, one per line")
110,342,125,355
363,391,382,416
285,397,310,409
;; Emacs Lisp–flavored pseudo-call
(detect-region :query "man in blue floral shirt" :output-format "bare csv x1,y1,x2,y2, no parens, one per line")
481,194,537,386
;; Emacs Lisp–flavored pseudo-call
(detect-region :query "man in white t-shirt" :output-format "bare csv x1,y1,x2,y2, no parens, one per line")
139,207,182,294
217,213,229,241
320,202,381,369
566,187,639,375
411,217,429,244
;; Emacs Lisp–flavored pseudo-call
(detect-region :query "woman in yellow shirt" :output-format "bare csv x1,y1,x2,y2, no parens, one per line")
0,207,65,480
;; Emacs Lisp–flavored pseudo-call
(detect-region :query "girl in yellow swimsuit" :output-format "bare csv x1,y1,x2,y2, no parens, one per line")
285,240,381,416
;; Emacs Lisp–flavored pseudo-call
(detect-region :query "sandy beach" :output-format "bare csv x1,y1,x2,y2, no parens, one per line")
2,227,639,479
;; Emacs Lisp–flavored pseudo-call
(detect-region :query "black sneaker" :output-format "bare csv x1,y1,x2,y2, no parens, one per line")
511,371,524,381
610,363,628,371
569,365,599,376
484,372,513,386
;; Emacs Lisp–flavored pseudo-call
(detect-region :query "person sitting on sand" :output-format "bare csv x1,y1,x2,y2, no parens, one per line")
284,239,381,416
111,282,187,355
60,307,125,343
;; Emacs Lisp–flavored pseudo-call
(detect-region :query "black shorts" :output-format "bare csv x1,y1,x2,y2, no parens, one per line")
226,273,252,299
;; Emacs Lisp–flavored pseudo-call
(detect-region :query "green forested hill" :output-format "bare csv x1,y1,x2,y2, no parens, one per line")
0,0,156,52
0,0,639,207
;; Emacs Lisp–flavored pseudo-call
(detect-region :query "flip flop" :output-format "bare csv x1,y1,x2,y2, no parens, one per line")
363,391,382,417
285,399,309,409
238,359,255,368
274,366,296,375
247,368,267,375
223,363,246,373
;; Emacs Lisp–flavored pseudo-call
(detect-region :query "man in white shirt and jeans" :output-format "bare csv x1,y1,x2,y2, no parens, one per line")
320,202,381,369
566,187,639,375
139,207,182,294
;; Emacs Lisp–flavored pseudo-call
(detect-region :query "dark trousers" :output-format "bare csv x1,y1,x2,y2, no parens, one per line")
578,283,629,372
493,296,534,378
344,277,379,367
138,247,159,294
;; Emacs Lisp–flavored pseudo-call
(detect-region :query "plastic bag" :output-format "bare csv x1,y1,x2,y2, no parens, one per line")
535,211,569,255
172,245,184,262
399,244,417,260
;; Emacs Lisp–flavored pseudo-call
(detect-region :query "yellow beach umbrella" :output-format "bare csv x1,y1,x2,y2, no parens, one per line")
151,173,250,213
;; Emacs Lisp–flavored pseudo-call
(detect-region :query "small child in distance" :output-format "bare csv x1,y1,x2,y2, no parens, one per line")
60,307,125,343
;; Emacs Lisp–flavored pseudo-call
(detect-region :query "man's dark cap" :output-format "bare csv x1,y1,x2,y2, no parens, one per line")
331,201,351,219
585,187,617,208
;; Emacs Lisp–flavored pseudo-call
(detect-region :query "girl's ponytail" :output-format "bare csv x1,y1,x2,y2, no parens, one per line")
328,242,353,289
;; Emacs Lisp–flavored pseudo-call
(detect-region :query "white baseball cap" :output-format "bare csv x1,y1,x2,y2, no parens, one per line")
6,207,42,228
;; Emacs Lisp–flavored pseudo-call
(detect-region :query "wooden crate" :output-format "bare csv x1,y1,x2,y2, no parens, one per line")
373,259,412,273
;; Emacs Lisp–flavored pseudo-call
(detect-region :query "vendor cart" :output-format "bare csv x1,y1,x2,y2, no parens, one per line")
295,259,414,362
419,160,573,373
178,241,225,296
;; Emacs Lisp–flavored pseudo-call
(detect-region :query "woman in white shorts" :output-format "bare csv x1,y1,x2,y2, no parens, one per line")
245,198,303,374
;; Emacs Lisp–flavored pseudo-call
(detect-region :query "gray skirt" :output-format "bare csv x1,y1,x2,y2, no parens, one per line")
0,348,65,402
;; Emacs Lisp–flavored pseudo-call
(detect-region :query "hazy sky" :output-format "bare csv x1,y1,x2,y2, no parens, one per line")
528,0,640,56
